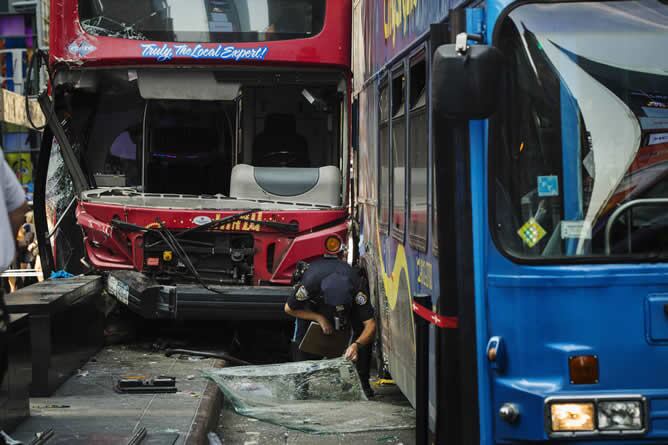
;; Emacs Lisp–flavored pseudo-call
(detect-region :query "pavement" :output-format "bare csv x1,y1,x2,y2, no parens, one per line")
10,345,219,444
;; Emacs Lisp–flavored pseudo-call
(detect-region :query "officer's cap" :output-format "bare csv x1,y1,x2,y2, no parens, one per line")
320,272,354,306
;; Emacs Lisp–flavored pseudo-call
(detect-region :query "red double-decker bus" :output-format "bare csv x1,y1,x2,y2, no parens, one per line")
33,0,352,320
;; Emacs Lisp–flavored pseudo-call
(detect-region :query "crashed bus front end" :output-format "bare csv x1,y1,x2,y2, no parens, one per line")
36,0,352,320
79,194,348,319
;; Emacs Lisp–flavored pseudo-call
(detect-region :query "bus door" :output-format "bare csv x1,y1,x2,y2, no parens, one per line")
428,15,503,444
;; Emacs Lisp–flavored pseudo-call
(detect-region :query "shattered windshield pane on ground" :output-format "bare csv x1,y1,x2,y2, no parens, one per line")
204,358,415,434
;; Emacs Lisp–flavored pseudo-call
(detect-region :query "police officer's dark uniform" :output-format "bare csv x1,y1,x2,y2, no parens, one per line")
287,257,375,396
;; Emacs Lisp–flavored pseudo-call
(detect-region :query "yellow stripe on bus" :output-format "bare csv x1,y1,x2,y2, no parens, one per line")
375,228,412,312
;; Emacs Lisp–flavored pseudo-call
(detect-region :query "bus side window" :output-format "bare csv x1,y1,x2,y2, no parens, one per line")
379,79,390,232
391,67,407,240
408,53,428,251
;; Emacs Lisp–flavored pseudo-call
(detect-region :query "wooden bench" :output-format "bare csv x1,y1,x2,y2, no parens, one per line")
4,276,104,397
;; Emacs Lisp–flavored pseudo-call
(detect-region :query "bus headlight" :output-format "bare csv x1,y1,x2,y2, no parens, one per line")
547,397,646,436
597,401,642,431
550,402,595,432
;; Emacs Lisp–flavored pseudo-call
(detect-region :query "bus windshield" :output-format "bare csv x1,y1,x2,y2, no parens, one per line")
68,69,344,203
77,0,326,42
492,0,668,260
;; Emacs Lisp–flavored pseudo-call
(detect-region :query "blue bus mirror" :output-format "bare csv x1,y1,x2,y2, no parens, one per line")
432,38,503,120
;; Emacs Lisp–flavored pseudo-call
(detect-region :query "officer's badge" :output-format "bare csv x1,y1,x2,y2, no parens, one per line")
295,286,309,301
355,292,368,305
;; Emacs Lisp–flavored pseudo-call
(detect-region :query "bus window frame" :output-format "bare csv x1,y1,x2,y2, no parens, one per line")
76,0,328,44
433,158,438,256
390,60,407,244
488,0,668,266
423,39,438,258
407,46,429,253
378,74,391,235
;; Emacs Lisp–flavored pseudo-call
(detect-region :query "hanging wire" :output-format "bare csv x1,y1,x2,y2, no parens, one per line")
25,49,54,131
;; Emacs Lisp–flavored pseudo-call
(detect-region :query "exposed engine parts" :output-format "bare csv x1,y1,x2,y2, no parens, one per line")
143,231,255,286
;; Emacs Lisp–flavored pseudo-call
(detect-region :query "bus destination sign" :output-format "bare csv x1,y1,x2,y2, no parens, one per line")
140,44,269,62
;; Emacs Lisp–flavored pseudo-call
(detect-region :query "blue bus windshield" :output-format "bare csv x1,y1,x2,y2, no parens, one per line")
492,0,668,259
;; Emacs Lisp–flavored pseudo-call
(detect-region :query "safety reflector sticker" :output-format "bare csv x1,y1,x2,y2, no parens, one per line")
517,218,547,248
537,175,559,197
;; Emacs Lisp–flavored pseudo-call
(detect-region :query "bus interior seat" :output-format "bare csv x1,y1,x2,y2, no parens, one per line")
252,113,310,167
230,164,341,207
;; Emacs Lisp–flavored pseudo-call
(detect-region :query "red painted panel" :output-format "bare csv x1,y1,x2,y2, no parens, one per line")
76,201,349,283
50,0,351,69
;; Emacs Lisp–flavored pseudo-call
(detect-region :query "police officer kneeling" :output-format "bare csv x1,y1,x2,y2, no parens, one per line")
284,257,376,397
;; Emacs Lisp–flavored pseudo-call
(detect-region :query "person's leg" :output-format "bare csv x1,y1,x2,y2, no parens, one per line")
351,324,374,397
7,277,15,293
291,318,312,361
7,257,19,292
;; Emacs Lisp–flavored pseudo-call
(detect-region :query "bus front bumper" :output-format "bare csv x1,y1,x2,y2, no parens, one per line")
105,270,291,320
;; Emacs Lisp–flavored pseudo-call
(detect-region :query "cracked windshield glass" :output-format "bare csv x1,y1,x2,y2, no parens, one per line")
492,0,668,259
77,0,326,42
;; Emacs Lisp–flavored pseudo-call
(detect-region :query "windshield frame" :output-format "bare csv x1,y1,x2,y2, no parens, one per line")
488,0,668,265
54,66,350,206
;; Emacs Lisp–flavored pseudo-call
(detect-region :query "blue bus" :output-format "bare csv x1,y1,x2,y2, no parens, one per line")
353,0,668,443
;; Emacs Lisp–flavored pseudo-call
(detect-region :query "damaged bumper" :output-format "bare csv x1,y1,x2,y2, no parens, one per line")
106,271,291,320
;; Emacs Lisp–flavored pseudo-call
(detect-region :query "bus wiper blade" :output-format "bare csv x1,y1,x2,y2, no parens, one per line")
176,209,260,238
242,219,299,233
114,209,297,245
111,211,261,247
145,213,298,250
110,218,150,233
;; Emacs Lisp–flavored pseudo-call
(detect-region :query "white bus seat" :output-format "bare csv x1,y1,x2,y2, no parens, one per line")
230,164,341,207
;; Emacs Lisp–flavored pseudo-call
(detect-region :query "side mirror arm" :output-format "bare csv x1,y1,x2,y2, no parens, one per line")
455,32,484,54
